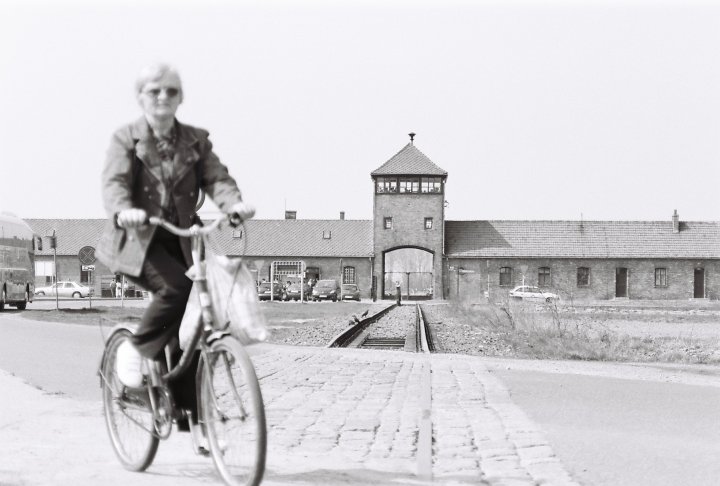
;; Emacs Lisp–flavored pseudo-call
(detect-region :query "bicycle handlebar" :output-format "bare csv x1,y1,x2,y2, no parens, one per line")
147,215,228,238
114,212,244,236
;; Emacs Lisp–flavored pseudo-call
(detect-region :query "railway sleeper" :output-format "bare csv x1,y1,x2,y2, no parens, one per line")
362,337,406,349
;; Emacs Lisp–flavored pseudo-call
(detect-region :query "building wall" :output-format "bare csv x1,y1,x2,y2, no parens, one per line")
36,255,375,299
35,255,118,296
248,256,373,299
372,192,445,298
444,257,720,302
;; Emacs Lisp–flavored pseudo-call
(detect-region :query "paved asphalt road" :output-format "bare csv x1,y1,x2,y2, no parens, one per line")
3,309,720,485
491,366,720,486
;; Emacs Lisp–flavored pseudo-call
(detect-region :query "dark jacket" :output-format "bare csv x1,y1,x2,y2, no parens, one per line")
96,117,243,277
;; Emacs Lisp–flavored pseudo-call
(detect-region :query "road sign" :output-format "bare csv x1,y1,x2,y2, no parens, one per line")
79,246,96,265
81,264,95,272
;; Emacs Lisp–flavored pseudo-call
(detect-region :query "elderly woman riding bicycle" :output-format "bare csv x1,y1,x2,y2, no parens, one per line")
97,62,255,409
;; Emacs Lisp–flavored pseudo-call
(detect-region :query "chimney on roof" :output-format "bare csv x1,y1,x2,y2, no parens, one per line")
285,210,296,220
409,132,415,144
672,209,679,233
340,211,345,220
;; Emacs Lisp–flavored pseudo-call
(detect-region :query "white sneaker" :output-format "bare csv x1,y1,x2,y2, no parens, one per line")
116,340,145,388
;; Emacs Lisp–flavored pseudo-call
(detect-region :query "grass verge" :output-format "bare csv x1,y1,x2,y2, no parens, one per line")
423,301,720,364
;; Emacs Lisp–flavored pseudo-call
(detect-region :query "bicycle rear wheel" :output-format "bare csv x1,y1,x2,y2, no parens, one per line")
101,329,159,471
200,336,266,486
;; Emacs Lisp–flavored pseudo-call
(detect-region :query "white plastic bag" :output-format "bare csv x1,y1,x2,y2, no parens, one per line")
206,251,269,346
180,251,268,349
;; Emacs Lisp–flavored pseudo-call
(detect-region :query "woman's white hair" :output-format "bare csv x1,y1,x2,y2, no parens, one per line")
134,62,183,95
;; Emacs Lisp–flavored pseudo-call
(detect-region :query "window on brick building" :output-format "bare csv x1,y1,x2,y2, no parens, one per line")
384,217,393,229
655,268,668,287
538,267,551,287
35,261,55,284
343,266,356,284
577,267,590,287
424,217,433,229
499,267,512,286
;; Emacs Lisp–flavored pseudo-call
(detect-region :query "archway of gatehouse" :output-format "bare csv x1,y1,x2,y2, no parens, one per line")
382,247,434,300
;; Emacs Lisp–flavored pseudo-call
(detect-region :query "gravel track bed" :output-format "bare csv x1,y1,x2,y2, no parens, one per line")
366,305,416,339
264,303,389,347
264,300,720,363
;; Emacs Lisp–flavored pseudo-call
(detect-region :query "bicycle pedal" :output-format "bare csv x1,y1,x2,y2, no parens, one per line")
196,446,211,457
120,387,151,410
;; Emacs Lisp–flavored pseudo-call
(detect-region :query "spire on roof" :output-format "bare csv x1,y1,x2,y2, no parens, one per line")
371,135,447,177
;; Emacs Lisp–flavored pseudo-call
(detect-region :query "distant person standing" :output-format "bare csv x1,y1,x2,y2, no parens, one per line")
110,277,116,297
115,278,122,299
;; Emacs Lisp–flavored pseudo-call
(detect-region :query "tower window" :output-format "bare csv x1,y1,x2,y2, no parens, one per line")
424,217,433,229
376,177,398,193
398,177,420,193
384,217,393,229
421,177,442,193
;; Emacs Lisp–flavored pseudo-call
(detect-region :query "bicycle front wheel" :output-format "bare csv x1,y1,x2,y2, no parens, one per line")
101,329,159,471
200,336,266,486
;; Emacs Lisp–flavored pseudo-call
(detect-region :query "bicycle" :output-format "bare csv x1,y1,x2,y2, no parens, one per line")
98,215,267,486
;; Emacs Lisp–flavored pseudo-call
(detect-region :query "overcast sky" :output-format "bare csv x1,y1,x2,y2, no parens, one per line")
2,0,720,222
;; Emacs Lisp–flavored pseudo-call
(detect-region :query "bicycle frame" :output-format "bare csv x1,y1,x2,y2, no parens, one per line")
99,216,239,436
100,214,266,486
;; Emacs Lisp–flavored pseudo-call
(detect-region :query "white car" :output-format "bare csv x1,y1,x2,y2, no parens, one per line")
508,285,559,303
35,281,93,298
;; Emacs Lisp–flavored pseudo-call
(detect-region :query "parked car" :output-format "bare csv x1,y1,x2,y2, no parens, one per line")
257,281,284,301
341,284,360,301
35,281,93,298
312,279,340,302
284,282,312,301
508,285,559,303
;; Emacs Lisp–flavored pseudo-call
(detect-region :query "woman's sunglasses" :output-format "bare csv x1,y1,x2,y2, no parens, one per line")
143,87,180,98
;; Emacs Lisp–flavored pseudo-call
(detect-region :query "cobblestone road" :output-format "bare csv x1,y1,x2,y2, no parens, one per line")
2,345,578,485
254,346,578,485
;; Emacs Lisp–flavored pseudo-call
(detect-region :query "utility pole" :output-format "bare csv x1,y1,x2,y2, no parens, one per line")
46,229,58,310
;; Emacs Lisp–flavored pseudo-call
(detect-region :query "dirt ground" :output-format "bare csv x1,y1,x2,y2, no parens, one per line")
21,299,720,364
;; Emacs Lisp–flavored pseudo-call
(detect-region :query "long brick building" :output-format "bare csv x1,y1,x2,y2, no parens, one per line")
26,136,720,301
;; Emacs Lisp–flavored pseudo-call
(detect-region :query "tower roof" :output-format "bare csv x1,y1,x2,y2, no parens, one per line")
371,143,447,177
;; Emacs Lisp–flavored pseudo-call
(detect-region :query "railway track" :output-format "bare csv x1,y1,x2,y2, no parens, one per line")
327,303,435,352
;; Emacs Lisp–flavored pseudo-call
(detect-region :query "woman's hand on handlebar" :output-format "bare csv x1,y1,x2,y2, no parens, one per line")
229,201,255,226
116,208,148,228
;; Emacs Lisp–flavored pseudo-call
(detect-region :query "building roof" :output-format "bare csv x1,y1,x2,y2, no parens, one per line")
28,219,107,257
211,219,374,258
26,218,374,258
445,220,720,259
27,218,720,261
371,143,447,177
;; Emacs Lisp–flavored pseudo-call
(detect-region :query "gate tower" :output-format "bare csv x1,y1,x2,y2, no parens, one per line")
371,133,447,299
